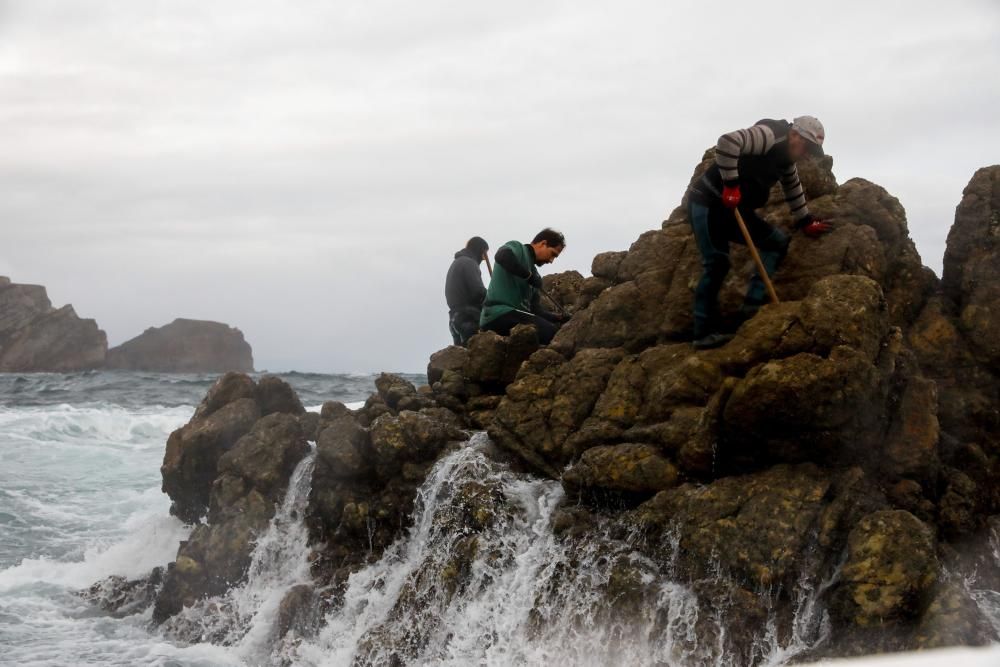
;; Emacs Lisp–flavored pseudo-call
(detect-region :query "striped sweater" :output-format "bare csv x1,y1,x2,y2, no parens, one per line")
691,119,811,224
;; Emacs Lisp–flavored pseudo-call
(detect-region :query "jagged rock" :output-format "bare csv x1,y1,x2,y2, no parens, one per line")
464,325,540,388
542,270,585,313
154,414,309,622
161,397,260,523
0,279,107,371
161,373,304,523
211,413,310,514
369,410,464,479
106,318,253,373
591,250,627,281
562,443,679,503
315,414,372,480
427,345,469,385
256,374,306,416
79,568,164,618
490,347,625,477
193,371,258,419
943,165,1000,370
832,510,939,627
632,464,834,587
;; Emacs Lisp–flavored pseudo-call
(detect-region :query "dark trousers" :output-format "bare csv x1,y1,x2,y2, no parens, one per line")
688,201,789,339
482,310,559,344
449,310,480,346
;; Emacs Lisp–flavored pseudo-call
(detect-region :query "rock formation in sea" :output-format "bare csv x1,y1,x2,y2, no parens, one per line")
106,318,254,373
88,159,1000,664
0,277,107,372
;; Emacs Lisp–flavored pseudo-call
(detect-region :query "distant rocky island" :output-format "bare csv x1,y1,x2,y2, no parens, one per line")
0,278,253,373
106,319,253,373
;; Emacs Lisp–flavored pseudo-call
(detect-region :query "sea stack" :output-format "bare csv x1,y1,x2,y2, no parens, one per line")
0,277,107,372
106,318,254,373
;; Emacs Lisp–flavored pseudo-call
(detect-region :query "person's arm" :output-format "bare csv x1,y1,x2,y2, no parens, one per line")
779,164,811,226
495,245,531,280
715,124,776,185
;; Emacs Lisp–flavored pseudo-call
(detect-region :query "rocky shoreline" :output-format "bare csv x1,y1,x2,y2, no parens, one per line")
87,157,1000,663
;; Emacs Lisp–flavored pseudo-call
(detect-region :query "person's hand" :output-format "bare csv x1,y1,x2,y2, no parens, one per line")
802,218,833,238
721,184,741,209
529,272,543,288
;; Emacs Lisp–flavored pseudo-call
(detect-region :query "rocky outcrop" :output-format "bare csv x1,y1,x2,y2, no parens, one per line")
160,372,305,523
153,373,311,622
0,277,107,371
123,160,1000,662
422,160,1000,656
106,318,254,373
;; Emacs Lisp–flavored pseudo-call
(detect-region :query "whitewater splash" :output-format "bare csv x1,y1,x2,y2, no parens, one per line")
160,451,318,664
272,434,828,666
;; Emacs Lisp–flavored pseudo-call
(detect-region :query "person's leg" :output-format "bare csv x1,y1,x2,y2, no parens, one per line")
688,201,731,340
482,310,558,344
482,311,517,337
530,315,559,345
454,313,480,346
449,313,463,346
737,210,789,313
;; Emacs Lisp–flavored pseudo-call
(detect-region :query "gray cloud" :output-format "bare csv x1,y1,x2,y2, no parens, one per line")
1,0,998,371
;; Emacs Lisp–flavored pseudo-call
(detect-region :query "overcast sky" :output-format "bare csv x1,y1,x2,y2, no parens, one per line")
1,1,998,372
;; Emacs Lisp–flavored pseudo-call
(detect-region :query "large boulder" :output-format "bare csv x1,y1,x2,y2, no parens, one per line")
154,413,310,622
562,443,679,503
160,373,304,523
631,464,836,588
106,318,253,373
831,510,939,627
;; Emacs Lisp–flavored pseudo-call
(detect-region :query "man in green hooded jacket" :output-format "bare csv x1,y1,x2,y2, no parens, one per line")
480,228,567,344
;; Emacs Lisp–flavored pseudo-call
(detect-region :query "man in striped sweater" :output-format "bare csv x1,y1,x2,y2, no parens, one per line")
686,116,832,349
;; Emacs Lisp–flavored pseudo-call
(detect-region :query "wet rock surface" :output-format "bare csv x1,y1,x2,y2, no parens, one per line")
96,161,1000,662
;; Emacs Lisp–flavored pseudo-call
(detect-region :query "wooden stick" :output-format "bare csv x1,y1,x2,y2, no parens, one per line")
733,208,780,304
484,253,493,277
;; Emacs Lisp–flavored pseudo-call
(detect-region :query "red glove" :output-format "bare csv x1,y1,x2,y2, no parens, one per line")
721,184,741,209
802,218,833,238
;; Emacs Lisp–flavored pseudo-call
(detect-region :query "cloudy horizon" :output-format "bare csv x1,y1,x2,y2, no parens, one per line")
2,1,998,372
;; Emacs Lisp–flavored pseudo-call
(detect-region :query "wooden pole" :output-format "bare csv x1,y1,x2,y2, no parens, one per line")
733,208,780,304
484,253,493,277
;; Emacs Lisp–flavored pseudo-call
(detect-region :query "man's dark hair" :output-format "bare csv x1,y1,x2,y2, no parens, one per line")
532,228,565,248
466,236,489,258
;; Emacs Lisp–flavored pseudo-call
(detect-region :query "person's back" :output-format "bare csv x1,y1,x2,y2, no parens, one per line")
445,237,489,346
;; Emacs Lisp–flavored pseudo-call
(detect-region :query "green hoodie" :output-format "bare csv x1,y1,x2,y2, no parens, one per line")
480,240,541,326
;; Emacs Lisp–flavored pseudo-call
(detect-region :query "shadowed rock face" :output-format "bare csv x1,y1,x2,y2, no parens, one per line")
138,161,1000,661
106,318,254,373
0,278,107,371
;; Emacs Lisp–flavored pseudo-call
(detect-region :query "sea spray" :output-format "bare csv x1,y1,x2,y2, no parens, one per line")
285,434,835,666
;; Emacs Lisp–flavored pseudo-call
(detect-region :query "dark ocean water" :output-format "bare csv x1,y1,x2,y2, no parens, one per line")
0,370,427,409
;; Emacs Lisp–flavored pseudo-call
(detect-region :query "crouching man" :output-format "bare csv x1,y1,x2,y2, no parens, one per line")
480,228,568,345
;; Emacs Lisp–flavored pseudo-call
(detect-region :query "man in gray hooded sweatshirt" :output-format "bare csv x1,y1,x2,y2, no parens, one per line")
445,236,489,346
